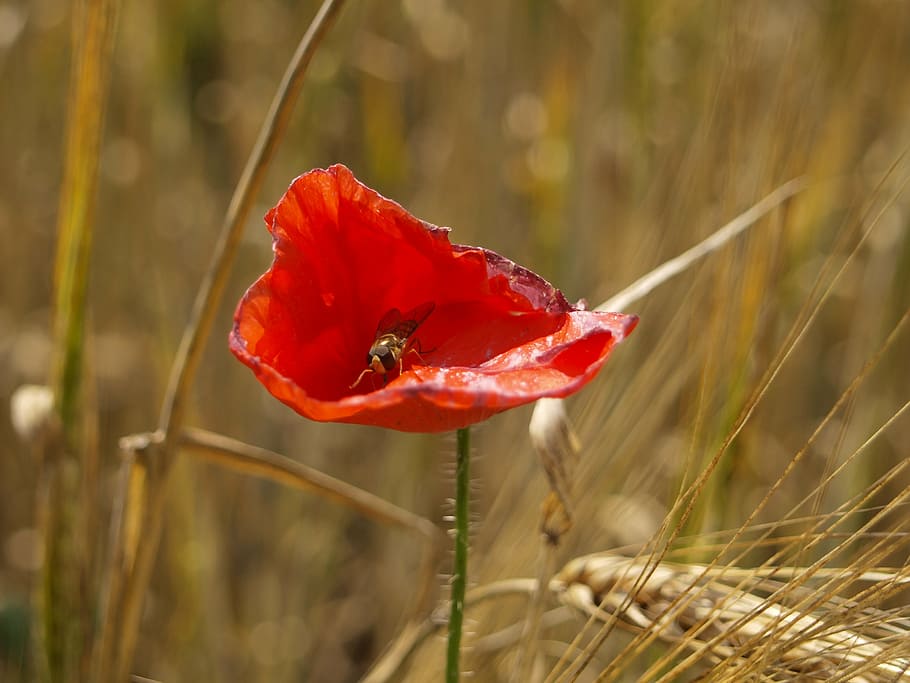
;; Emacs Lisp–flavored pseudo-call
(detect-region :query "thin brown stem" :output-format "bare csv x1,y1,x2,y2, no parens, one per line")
158,0,346,440
97,2,347,680
181,427,431,532
363,579,540,683
513,543,559,681
181,427,444,616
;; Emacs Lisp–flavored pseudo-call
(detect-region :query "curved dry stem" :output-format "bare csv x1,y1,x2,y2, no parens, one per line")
544,162,909,683
181,427,445,617
541,300,909,683
596,177,807,314
362,579,539,683
529,178,807,533
582,312,909,683
157,0,347,440
98,3,347,681
512,544,560,682
537,178,808,683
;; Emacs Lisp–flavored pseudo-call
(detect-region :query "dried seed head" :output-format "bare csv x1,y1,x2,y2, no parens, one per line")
551,553,910,682
530,397,581,543
10,384,55,444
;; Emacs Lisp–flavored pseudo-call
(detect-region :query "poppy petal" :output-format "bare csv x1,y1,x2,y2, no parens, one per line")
230,164,637,433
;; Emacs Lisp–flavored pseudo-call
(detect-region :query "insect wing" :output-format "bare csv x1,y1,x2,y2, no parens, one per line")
393,301,435,339
404,301,435,326
375,307,403,336
376,301,435,340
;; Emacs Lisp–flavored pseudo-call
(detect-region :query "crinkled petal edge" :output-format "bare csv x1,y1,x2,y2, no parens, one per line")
230,311,638,432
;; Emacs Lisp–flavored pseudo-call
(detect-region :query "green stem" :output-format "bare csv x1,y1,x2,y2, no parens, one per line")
447,427,470,682
43,0,119,679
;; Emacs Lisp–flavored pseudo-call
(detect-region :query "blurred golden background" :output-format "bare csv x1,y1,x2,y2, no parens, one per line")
1,1,909,681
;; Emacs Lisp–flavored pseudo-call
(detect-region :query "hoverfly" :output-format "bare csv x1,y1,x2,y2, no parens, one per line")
350,301,435,389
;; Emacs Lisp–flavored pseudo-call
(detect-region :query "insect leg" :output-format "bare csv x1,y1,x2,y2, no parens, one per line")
411,338,437,356
349,368,374,389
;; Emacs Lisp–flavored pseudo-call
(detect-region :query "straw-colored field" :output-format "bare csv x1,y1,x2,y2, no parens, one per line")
1,2,908,681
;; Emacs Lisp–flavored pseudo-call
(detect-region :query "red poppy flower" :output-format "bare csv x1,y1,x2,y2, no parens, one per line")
230,164,637,433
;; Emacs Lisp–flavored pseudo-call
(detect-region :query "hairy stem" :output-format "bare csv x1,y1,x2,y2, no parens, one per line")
447,427,471,682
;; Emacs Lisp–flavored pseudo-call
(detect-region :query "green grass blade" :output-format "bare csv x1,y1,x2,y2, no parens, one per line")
41,0,119,680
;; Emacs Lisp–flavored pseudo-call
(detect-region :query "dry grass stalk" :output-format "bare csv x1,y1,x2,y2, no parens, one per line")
363,579,539,683
95,3,348,680
521,181,806,679
180,427,444,617
551,552,910,682
528,178,806,541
